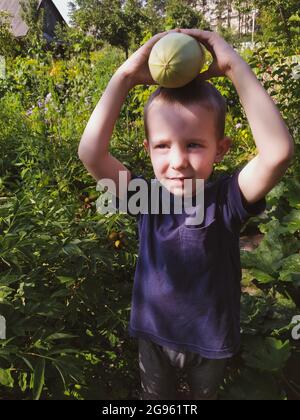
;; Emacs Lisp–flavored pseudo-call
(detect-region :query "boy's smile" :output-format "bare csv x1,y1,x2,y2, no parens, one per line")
143,101,231,196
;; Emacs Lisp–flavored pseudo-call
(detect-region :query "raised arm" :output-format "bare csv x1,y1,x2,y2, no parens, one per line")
180,29,294,205
78,72,133,162
78,71,134,197
226,49,294,204
78,30,179,197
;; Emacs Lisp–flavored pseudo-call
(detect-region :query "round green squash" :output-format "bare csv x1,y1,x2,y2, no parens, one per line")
148,32,205,88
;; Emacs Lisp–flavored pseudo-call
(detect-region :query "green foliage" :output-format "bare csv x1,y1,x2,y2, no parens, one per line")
0,12,19,58
247,45,300,138
142,0,165,35
243,336,291,372
0,47,141,400
254,0,300,49
164,0,208,31
19,0,47,56
71,0,147,58
237,46,300,309
0,3,300,399
222,292,297,399
51,24,104,59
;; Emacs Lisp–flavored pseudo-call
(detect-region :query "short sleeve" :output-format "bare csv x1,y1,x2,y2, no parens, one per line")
219,168,266,233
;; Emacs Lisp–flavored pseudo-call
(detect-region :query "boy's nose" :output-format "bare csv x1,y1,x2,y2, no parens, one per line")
170,150,188,170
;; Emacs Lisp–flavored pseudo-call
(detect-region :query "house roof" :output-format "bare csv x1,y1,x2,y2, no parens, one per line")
0,0,67,37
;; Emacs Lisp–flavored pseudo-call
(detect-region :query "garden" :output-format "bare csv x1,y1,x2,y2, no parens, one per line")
0,0,299,400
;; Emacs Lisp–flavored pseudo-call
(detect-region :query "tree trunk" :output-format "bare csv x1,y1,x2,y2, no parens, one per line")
278,6,291,43
227,0,231,29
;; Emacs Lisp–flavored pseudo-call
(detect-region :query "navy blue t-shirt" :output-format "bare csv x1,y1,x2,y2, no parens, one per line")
115,168,266,359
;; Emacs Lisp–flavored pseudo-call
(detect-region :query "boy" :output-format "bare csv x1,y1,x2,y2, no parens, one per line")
78,29,294,400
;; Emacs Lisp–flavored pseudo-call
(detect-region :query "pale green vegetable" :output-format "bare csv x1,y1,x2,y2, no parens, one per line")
148,33,205,88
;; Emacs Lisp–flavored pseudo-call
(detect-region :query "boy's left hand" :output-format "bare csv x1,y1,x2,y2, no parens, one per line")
179,29,245,79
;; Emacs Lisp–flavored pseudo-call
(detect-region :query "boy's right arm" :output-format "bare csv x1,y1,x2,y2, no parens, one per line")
78,29,180,198
78,70,134,198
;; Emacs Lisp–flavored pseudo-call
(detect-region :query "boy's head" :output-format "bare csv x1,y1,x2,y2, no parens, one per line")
143,77,231,196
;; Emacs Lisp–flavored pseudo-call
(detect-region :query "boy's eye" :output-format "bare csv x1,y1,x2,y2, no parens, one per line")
189,143,203,149
155,143,202,149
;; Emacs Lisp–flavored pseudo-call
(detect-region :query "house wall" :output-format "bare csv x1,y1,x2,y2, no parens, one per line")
0,0,66,40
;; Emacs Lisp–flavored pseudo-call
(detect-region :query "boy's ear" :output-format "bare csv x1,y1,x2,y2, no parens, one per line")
214,136,232,163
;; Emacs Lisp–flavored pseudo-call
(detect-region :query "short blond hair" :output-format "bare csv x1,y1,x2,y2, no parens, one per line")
144,77,227,141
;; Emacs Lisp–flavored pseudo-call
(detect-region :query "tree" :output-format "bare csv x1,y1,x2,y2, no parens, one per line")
71,0,145,58
164,0,208,30
253,0,299,48
0,11,19,57
142,0,165,35
20,0,44,37
233,0,254,38
20,0,47,55
123,0,149,53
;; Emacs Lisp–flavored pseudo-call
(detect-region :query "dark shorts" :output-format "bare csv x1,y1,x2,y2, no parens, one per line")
138,338,227,400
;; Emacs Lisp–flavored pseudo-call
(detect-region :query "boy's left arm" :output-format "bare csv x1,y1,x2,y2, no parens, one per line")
180,29,294,205
226,59,294,205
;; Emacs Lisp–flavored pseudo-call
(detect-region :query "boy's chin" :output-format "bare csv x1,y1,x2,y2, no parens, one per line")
169,187,195,198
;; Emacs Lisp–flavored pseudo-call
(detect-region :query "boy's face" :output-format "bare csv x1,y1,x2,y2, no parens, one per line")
143,101,231,196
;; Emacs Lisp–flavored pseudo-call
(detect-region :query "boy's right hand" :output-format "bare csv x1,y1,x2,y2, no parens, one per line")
117,29,180,88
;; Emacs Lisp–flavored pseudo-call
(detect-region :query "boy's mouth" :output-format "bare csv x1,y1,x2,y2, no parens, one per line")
168,177,193,181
